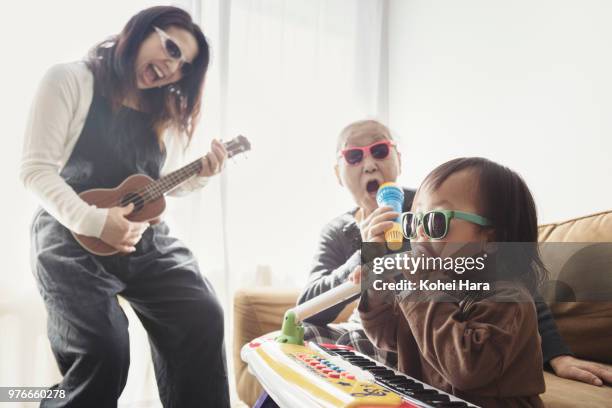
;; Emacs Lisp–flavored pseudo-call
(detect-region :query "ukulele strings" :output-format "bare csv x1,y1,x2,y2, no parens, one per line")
89,139,242,210
90,171,182,210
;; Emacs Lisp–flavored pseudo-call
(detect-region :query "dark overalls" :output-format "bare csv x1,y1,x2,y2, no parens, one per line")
30,85,230,407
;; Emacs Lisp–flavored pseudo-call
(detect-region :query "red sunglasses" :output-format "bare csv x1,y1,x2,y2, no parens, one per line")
339,140,396,165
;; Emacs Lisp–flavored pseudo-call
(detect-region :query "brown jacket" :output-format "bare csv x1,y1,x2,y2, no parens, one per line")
359,283,545,408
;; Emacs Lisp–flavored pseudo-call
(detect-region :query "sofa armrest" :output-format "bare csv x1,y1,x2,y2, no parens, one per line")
233,287,358,405
233,287,301,406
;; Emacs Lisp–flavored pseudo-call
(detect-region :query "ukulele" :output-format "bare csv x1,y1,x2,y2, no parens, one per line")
72,135,251,256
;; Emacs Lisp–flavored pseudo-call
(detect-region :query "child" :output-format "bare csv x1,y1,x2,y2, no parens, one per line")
358,157,546,407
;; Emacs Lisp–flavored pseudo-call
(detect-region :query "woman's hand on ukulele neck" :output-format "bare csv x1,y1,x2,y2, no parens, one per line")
199,139,228,177
100,203,150,253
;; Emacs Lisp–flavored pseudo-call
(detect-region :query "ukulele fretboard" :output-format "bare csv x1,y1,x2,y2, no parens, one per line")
145,158,203,200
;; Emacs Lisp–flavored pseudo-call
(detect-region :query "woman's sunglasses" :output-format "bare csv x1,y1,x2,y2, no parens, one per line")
339,140,396,165
402,210,492,240
153,26,192,76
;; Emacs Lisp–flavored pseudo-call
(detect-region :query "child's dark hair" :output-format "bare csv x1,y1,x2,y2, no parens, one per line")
420,157,547,292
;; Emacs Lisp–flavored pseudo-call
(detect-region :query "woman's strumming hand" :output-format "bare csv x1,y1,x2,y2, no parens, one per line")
100,203,149,253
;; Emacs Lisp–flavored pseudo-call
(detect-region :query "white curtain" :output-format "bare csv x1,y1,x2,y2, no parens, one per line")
0,1,386,406
192,0,388,292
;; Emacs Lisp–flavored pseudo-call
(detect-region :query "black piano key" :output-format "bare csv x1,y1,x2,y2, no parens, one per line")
400,387,437,397
398,388,438,399
394,383,424,392
385,374,414,380
419,394,451,403
357,363,380,369
350,361,378,368
342,359,370,364
432,402,469,408
382,375,415,384
366,366,395,378
365,367,392,372
334,351,356,356
345,359,374,365
386,378,417,386
383,383,422,395
374,371,399,379
346,359,374,364
382,380,418,391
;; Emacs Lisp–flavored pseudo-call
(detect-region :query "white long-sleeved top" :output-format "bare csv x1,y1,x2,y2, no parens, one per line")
20,61,209,238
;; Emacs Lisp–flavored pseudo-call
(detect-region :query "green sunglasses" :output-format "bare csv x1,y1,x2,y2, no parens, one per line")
402,210,492,240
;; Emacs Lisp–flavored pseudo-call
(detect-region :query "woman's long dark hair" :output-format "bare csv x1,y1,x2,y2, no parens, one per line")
420,157,547,292
86,6,209,147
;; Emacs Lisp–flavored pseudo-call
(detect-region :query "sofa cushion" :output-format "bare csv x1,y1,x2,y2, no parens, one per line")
538,210,612,242
538,210,612,363
541,371,612,408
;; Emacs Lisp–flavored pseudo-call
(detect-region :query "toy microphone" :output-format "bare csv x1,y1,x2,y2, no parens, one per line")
376,182,404,251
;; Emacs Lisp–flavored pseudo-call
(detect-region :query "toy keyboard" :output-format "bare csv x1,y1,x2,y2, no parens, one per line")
241,336,479,408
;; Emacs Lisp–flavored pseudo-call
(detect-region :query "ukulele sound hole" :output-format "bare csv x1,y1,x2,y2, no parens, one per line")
120,193,145,212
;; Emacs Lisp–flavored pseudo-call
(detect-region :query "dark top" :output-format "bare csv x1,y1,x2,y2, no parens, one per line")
298,188,572,364
359,283,545,408
60,84,165,193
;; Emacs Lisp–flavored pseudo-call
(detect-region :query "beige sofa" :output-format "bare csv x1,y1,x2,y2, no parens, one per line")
234,210,612,407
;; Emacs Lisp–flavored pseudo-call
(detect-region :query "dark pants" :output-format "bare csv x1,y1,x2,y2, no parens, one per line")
31,210,230,408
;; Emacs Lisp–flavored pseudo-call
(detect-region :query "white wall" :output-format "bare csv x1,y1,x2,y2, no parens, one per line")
388,0,612,223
